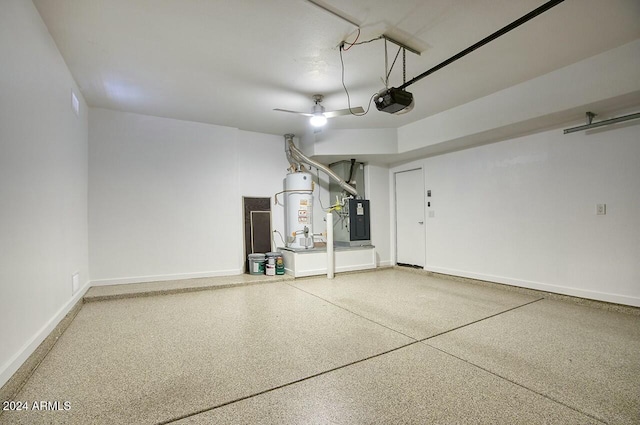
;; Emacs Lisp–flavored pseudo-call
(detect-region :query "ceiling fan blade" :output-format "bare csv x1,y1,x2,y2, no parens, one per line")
324,106,365,118
273,108,313,117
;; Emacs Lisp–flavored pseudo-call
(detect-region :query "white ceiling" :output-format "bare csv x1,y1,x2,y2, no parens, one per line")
34,0,640,136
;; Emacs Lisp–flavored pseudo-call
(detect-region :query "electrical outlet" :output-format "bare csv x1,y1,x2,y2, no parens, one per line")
596,204,606,215
71,272,80,294
71,91,79,117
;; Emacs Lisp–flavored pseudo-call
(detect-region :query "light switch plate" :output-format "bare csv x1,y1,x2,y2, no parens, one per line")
72,272,80,294
71,90,79,116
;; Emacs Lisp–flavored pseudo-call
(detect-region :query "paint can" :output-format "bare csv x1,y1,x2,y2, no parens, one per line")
275,253,285,275
265,252,279,276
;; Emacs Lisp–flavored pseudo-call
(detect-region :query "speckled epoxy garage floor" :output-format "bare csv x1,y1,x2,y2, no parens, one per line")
1,268,639,424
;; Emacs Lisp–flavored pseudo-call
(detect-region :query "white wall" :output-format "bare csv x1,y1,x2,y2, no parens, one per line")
366,164,392,266
391,122,640,306
89,109,292,284
398,39,640,155
237,130,291,251
0,0,89,388
309,128,398,156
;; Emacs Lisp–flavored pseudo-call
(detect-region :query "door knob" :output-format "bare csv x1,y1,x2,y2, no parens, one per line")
418,221,424,224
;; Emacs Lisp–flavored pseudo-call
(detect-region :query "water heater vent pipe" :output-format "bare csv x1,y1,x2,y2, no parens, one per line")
284,133,300,172
283,134,359,197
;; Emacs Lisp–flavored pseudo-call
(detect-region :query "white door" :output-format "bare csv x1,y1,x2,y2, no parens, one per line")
395,169,425,267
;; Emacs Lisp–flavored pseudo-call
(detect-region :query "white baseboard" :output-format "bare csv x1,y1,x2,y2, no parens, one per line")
377,260,393,267
425,266,640,308
0,280,90,390
90,269,244,286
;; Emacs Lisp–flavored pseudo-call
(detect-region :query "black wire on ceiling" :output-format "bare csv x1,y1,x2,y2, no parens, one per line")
338,43,377,117
339,30,406,117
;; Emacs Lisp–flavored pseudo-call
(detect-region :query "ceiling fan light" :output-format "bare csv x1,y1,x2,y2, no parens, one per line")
310,113,327,127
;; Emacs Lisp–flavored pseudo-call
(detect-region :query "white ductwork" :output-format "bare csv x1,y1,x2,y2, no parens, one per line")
283,134,358,197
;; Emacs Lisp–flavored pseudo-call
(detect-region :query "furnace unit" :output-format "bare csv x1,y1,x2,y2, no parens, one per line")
329,160,371,247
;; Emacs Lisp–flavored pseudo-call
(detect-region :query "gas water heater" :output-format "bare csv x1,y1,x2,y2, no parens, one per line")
285,172,314,249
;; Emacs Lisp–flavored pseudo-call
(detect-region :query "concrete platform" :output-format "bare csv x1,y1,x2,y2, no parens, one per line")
280,245,376,277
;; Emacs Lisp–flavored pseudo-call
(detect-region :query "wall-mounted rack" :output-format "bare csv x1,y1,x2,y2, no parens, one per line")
563,111,640,134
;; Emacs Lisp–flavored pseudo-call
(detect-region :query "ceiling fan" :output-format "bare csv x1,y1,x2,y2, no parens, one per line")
274,94,364,127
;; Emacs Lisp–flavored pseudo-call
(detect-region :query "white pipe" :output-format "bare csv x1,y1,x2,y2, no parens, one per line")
326,212,334,279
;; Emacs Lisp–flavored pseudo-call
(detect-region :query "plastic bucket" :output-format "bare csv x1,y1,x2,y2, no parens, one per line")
248,253,266,275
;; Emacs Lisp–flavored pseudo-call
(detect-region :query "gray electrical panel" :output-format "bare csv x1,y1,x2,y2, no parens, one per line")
348,199,370,241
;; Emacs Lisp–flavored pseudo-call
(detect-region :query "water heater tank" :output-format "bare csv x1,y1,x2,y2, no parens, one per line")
285,172,314,249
